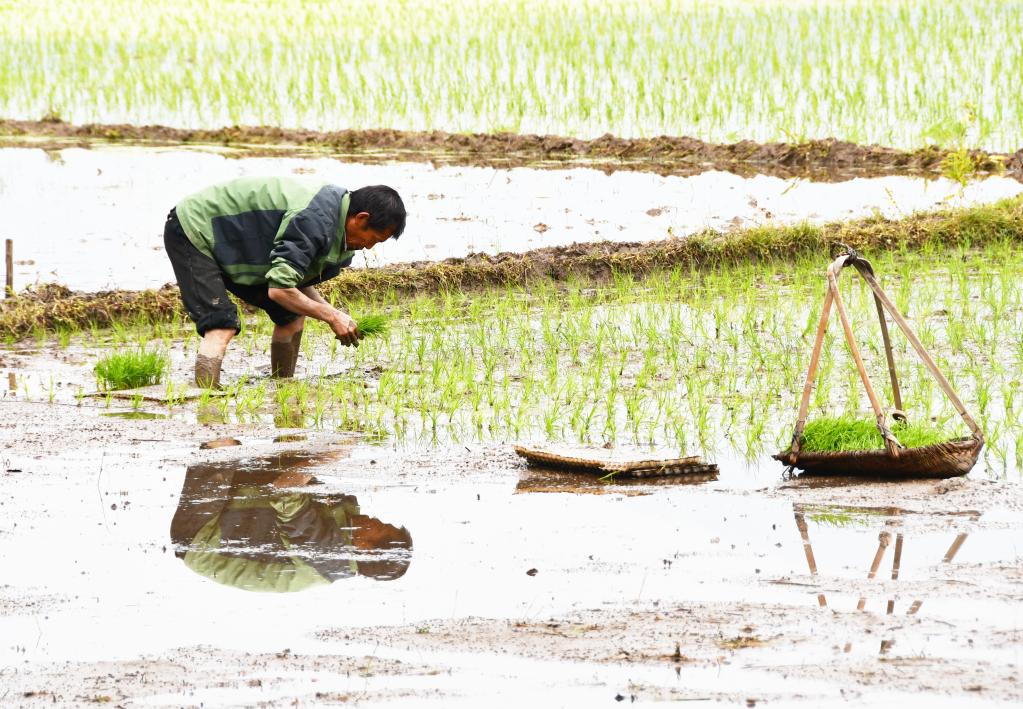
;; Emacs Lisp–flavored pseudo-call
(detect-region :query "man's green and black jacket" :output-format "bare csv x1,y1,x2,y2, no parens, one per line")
175,176,355,289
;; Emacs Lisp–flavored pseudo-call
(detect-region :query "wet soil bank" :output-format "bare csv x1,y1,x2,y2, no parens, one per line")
319,591,1022,704
3,648,436,706
2,117,1018,182
2,197,1021,339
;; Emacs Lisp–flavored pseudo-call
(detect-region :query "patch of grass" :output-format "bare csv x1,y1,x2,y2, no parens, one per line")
94,348,169,390
800,416,953,453
941,147,984,187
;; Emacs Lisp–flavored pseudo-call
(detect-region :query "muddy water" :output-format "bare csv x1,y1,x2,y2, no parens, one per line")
0,435,1019,704
0,145,1020,292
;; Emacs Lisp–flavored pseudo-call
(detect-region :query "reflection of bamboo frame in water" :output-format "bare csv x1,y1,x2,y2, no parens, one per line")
792,505,977,615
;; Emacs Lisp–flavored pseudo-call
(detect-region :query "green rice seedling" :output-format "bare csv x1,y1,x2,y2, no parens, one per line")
94,348,169,390
196,388,214,409
941,147,983,187
163,380,186,408
799,416,954,453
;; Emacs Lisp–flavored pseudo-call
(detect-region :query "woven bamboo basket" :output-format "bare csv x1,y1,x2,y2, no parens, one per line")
775,437,982,478
778,247,984,479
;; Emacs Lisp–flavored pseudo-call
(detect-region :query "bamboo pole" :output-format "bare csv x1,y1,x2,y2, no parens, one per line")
855,266,983,441
5,239,12,297
827,268,902,458
789,286,835,462
886,533,904,615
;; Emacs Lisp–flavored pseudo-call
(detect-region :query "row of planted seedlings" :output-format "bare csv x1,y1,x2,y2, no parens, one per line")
19,239,1023,474
6,0,1023,149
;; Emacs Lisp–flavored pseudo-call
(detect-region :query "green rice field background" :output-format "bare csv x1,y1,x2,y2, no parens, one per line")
3,0,1022,150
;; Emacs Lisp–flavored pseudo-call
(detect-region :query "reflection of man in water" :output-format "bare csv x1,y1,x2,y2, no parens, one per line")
170,452,412,592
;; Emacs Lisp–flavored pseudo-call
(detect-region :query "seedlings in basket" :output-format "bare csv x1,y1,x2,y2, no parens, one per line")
95,348,169,390
799,416,952,453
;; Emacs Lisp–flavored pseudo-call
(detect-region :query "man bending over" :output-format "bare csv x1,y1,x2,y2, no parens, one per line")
164,176,406,388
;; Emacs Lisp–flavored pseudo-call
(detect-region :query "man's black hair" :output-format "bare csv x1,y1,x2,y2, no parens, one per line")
349,185,406,239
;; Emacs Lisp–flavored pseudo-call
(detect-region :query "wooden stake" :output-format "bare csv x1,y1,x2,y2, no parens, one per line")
4,239,12,297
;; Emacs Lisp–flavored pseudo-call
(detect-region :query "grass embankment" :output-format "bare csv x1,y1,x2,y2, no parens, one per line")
3,1,1022,149
800,417,952,453
0,119,1010,183
1,197,1021,339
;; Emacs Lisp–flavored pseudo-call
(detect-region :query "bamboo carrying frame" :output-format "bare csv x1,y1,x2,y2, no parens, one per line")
774,246,984,477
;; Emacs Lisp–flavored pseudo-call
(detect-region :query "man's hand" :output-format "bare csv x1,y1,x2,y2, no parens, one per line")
267,286,362,346
330,311,360,347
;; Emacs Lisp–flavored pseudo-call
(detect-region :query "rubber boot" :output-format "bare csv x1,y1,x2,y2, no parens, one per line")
288,329,303,378
270,341,294,378
195,354,223,389
271,330,303,379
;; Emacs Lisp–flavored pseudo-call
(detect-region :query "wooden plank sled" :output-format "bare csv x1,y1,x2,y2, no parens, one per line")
513,445,718,479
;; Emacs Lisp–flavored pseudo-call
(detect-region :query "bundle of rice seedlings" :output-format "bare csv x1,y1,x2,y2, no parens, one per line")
799,416,952,453
95,348,169,390
354,314,389,338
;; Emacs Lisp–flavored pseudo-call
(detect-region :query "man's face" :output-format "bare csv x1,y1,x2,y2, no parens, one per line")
345,212,395,250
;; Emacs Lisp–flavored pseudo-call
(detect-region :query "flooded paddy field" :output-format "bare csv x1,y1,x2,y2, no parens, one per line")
1,236,1022,704
3,112,1023,709
5,1,1023,705
0,145,1020,292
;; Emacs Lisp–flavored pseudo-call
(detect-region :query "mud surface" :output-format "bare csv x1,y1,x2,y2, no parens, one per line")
2,648,436,707
2,118,1019,183
0,396,1019,707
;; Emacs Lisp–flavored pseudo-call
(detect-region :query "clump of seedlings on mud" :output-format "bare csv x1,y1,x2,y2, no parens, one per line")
94,347,169,390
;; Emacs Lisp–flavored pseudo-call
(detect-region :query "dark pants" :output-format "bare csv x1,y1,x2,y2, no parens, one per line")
164,209,337,336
